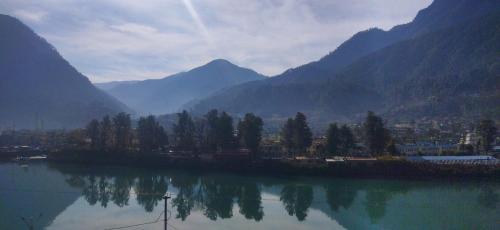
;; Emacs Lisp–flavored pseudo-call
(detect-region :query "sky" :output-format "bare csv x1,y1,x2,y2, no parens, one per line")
0,0,432,83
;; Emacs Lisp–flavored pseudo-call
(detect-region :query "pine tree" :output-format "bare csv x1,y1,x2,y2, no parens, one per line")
293,112,312,152
237,113,264,157
364,111,390,156
281,118,295,151
339,125,355,155
478,119,497,153
204,109,220,152
137,115,168,152
218,112,235,150
86,119,100,150
113,112,132,151
100,115,114,151
326,123,340,156
174,111,195,151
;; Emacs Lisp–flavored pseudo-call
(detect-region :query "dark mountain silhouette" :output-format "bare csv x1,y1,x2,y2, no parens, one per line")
0,14,129,129
190,0,500,124
337,12,500,119
271,0,500,84
103,59,266,115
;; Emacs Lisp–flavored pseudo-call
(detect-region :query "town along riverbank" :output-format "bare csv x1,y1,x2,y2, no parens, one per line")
46,150,500,180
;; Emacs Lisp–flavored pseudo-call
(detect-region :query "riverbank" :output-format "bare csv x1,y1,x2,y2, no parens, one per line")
43,150,500,180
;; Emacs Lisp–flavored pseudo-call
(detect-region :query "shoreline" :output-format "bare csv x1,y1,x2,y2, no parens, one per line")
39,150,500,181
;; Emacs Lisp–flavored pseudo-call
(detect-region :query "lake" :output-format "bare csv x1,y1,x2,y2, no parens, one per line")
0,162,498,230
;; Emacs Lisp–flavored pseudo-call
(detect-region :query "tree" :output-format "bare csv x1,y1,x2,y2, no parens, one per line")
281,118,295,151
113,113,132,151
100,115,114,151
293,112,312,152
67,129,87,148
478,119,497,153
174,111,195,151
339,125,355,155
386,139,398,156
205,109,220,152
193,118,208,152
326,123,340,156
86,119,100,150
363,111,390,156
137,115,168,152
218,112,235,150
237,113,263,157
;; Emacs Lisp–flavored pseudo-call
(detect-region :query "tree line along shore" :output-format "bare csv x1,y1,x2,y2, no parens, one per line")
2,109,494,179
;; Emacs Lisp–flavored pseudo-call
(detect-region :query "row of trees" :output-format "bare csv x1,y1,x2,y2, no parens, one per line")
281,111,394,156
281,112,313,152
86,113,133,152
325,123,355,156
86,113,167,152
172,110,263,156
82,110,421,157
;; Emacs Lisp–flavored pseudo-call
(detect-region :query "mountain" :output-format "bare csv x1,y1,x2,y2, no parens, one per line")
94,80,140,91
0,14,129,129
337,12,500,119
103,59,266,115
271,0,500,84
190,0,500,125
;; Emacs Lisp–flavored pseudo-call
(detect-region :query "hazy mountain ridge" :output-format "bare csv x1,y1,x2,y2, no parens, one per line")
189,0,500,124
94,80,141,91
103,59,266,115
0,14,129,129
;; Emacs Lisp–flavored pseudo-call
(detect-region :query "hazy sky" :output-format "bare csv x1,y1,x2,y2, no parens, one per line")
0,0,432,83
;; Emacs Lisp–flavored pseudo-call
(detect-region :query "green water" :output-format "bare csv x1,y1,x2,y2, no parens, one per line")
0,162,498,230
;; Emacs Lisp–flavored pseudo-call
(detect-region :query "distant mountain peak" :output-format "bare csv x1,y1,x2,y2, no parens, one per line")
207,58,233,65
103,58,266,115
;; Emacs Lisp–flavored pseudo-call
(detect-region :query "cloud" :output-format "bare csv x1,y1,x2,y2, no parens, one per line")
13,9,47,22
0,0,432,82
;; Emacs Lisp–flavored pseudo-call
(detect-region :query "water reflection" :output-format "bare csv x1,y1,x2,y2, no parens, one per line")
3,163,497,229
280,184,313,221
477,185,499,210
325,184,357,212
170,173,197,220
51,164,500,225
135,174,168,212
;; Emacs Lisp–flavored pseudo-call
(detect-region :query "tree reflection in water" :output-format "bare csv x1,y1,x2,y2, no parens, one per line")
280,184,313,221
237,182,263,221
170,173,198,221
135,174,168,212
325,183,357,212
56,166,499,224
112,175,134,207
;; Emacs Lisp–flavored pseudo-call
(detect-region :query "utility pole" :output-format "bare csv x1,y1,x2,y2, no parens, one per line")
163,194,170,230
21,214,42,230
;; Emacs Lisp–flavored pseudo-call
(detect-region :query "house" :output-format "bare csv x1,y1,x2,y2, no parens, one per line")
397,142,458,156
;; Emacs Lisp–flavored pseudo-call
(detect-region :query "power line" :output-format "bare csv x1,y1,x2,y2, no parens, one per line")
168,223,180,230
103,211,165,230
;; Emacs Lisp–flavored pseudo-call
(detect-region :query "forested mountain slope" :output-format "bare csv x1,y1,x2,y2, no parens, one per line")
0,14,129,129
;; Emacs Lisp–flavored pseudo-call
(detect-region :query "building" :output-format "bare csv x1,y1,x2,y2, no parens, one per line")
406,155,500,165
397,142,458,156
